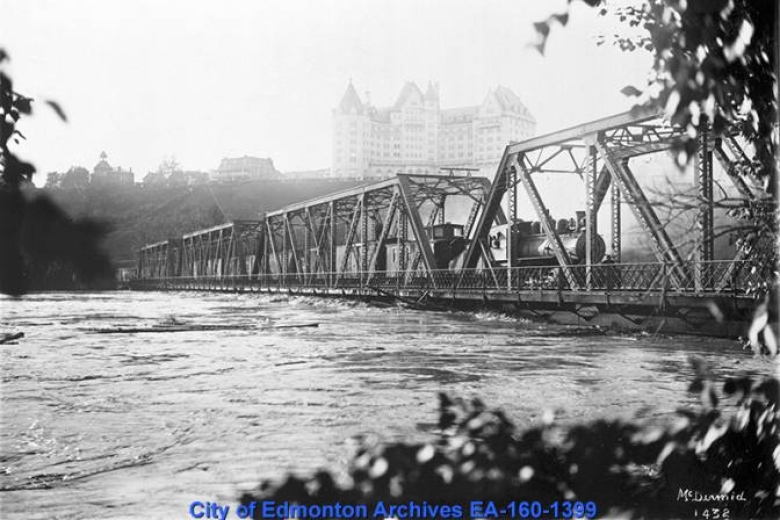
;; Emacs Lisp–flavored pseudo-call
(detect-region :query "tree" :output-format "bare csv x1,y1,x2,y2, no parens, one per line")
532,0,778,355
533,0,777,188
44,171,60,188
60,166,90,189
0,49,113,295
143,155,185,188
158,155,181,176
241,361,780,518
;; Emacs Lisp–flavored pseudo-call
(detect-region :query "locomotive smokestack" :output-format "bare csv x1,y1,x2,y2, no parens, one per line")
575,211,586,230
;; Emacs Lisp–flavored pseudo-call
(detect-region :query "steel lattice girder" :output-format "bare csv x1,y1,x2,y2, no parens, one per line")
138,239,179,279
461,108,763,287
179,220,263,278
263,174,491,282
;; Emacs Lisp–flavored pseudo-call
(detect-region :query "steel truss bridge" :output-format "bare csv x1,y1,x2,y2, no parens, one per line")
133,109,774,336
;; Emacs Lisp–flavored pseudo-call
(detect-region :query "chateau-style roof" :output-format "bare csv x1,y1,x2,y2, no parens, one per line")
393,81,424,110
336,82,534,124
493,86,536,121
338,81,364,114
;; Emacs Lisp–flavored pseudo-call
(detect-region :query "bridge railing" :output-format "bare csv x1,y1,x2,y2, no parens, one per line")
130,259,769,297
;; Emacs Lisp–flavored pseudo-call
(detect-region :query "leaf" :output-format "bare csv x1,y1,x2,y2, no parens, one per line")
754,379,779,407
45,100,68,122
723,377,752,398
533,21,551,39
553,13,569,26
707,386,719,408
620,85,643,97
14,96,32,115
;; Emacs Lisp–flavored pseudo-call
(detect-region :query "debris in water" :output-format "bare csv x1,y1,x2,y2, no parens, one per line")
0,331,24,344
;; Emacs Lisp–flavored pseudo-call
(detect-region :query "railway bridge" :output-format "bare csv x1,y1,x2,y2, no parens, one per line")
132,109,774,336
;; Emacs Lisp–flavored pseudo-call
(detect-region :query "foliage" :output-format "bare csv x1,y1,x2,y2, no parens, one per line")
0,49,113,295
602,0,776,184
143,156,187,187
532,0,779,356
240,359,779,518
534,0,777,188
45,166,90,189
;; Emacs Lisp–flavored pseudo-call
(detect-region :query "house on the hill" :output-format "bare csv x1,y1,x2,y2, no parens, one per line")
210,156,280,182
92,151,134,186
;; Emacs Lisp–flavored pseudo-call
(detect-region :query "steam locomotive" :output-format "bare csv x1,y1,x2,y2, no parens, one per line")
489,211,606,266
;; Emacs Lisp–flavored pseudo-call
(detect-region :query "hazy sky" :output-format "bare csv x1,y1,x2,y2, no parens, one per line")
1,0,651,181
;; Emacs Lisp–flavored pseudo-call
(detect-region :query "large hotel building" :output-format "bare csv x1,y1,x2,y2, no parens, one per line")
332,81,536,178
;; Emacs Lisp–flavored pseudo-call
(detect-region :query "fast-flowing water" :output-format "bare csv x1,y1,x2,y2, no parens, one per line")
0,291,773,519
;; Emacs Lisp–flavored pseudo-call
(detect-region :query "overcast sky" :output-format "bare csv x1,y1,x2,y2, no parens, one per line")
1,0,651,181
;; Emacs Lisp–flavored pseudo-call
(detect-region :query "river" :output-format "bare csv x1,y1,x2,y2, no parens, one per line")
0,291,773,519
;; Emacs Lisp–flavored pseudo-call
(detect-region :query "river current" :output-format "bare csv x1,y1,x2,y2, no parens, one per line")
0,291,773,519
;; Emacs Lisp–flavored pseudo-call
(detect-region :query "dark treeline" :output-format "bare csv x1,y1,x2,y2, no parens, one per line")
38,178,368,270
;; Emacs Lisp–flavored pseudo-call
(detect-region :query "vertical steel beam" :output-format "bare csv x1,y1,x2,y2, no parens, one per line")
306,208,321,278
218,228,225,277
361,193,369,276
695,121,714,292
585,144,598,289
506,161,517,290
513,155,580,290
285,214,302,281
261,225,269,276
336,198,362,285
329,201,335,287
191,237,197,276
302,212,310,279
399,207,408,278
227,227,235,276
281,215,288,278
611,177,621,262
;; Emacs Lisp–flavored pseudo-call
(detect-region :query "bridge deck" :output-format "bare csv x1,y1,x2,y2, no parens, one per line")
130,260,761,336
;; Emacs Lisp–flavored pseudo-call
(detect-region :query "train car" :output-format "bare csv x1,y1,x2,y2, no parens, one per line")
384,223,466,274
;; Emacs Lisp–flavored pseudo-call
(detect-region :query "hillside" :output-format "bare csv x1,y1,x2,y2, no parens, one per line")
40,178,370,267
